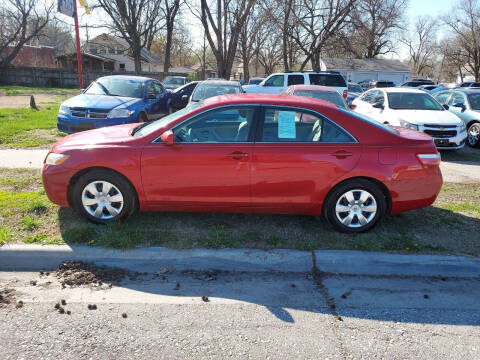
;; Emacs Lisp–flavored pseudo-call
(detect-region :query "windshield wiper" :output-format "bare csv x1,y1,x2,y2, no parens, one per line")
96,82,112,96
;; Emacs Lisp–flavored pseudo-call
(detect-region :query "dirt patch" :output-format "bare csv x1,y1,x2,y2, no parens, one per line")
0,94,62,109
0,288,16,307
55,261,130,288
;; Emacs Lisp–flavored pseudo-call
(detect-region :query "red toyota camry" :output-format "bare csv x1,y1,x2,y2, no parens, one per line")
42,94,442,233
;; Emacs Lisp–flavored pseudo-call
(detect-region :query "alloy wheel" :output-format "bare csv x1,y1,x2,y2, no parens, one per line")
467,124,479,146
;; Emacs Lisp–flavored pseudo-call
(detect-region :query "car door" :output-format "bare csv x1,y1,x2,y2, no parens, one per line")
250,106,361,211
178,82,197,107
448,92,469,122
141,106,256,208
153,82,169,116
262,74,286,94
144,81,162,120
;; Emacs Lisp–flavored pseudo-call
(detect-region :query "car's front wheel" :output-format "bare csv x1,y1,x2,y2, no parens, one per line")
72,169,137,224
324,179,386,233
467,123,480,148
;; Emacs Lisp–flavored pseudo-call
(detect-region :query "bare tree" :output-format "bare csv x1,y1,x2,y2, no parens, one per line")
443,0,480,81
161,0,182,72
401,16,438,77
94,0,163,73
189,0,255,79
290,0,357,70
0,0,54,69
348,0,407,58
34,17,75,56
258,27,283,75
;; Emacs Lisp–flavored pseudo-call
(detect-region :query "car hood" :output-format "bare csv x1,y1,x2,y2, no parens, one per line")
391,109,462,125
52,123,140,151
62,94,141,109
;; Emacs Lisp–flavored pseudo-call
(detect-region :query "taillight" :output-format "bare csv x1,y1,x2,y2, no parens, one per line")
416,153,441,166
343,89,348,99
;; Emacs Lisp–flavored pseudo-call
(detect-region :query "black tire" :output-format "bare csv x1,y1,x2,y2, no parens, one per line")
467,123,480,148
138,112,148,122
72,169,137,224
323,179,387,233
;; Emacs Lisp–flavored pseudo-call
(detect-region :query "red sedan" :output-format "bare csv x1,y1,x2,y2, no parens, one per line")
42,94,442,233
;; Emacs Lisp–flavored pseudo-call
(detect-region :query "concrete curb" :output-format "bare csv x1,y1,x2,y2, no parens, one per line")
0,245,313,273
0,149,48,169
314,250,480,278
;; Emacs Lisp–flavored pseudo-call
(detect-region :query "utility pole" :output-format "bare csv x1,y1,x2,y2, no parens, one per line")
73,0,84,89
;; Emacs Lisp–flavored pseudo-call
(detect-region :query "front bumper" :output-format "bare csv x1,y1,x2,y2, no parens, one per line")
57,114,138,134
418,126,467,150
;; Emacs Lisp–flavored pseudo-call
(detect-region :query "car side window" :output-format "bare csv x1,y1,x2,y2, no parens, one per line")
361,90,376,103
435,91,451,104
146,82,156,97
154,82,164,94
260,108,354,143
264,75,285,87
373,91,384,105
449,92,465,106
287,75,305,86
174,107,255,143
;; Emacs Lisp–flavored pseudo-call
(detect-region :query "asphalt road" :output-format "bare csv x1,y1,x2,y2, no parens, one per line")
1,265,479,359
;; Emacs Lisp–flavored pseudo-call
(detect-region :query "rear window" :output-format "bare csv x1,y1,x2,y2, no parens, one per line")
309,74,346,87
293,90,347,109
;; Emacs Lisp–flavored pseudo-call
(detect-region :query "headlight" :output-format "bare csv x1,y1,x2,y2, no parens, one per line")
458,123,466,132
45,153,69,166
58,105,70,115
399,119,419,131
107,108,134,118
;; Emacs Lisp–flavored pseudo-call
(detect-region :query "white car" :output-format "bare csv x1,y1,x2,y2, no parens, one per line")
243,71,348,99
352,88,467,150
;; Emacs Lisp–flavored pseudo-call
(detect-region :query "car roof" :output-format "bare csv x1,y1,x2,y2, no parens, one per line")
202,93,337,110
197,79,241,86
97,75,153,82
374,87,426,94
455,88,480,94
288,85,338,92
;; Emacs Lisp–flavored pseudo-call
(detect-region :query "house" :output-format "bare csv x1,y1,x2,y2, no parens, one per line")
84,33,163,72
191,63,217,80
319,58,411,85
56,52,115,71
4,44,56,68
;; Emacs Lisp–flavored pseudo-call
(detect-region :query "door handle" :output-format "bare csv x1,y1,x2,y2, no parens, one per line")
331,150,353,159
227,151,249,160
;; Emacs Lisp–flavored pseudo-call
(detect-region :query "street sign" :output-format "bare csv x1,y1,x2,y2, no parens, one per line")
57,0,75,17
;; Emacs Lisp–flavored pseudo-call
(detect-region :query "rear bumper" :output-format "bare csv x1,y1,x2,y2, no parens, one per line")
57,114,138,134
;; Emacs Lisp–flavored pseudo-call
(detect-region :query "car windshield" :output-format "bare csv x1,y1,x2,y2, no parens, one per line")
387,93,444,110
468,94,480,110
191,84,240,102
133,104,201,137
348,84,363,93
163,77,185,86
293,90,347,109
85,78,143,98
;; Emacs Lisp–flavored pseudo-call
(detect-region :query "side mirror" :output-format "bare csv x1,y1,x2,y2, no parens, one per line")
181,95,189,101
160,130,174,145
443,104,450,110
372,102,384,110
349,104,357,110
453,103,466,112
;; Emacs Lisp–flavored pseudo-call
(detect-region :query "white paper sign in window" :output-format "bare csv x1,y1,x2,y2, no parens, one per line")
277,111,296,138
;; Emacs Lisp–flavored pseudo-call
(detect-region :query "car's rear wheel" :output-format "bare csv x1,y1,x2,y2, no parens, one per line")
72,169,137,224
467,123,480,148
324,179,386,233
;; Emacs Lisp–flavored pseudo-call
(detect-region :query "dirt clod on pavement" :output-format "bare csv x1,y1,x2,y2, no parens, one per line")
88,304,97,310
122,312,127,318
55,261,129,287
61,299,66,305
0,289,16,307
30,280,37,286
16,300,23,309
201,295,209,302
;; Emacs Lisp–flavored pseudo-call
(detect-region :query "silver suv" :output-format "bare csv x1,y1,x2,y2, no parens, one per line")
243,71,348,99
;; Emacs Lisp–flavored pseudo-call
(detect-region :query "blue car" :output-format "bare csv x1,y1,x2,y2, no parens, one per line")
57,75,174,133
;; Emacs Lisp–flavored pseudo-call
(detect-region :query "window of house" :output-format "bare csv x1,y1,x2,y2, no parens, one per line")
98,46,106,54
108,47,115,54
119,63,126,72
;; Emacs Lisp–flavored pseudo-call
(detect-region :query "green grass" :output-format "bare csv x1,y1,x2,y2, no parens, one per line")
0,168,479,255
0,85,78,96
0,102,67,147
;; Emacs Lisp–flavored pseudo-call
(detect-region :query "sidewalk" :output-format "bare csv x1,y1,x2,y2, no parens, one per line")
0,149,48,169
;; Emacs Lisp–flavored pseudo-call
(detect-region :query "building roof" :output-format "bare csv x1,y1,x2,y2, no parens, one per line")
56,52,115,62
321,58,410,72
